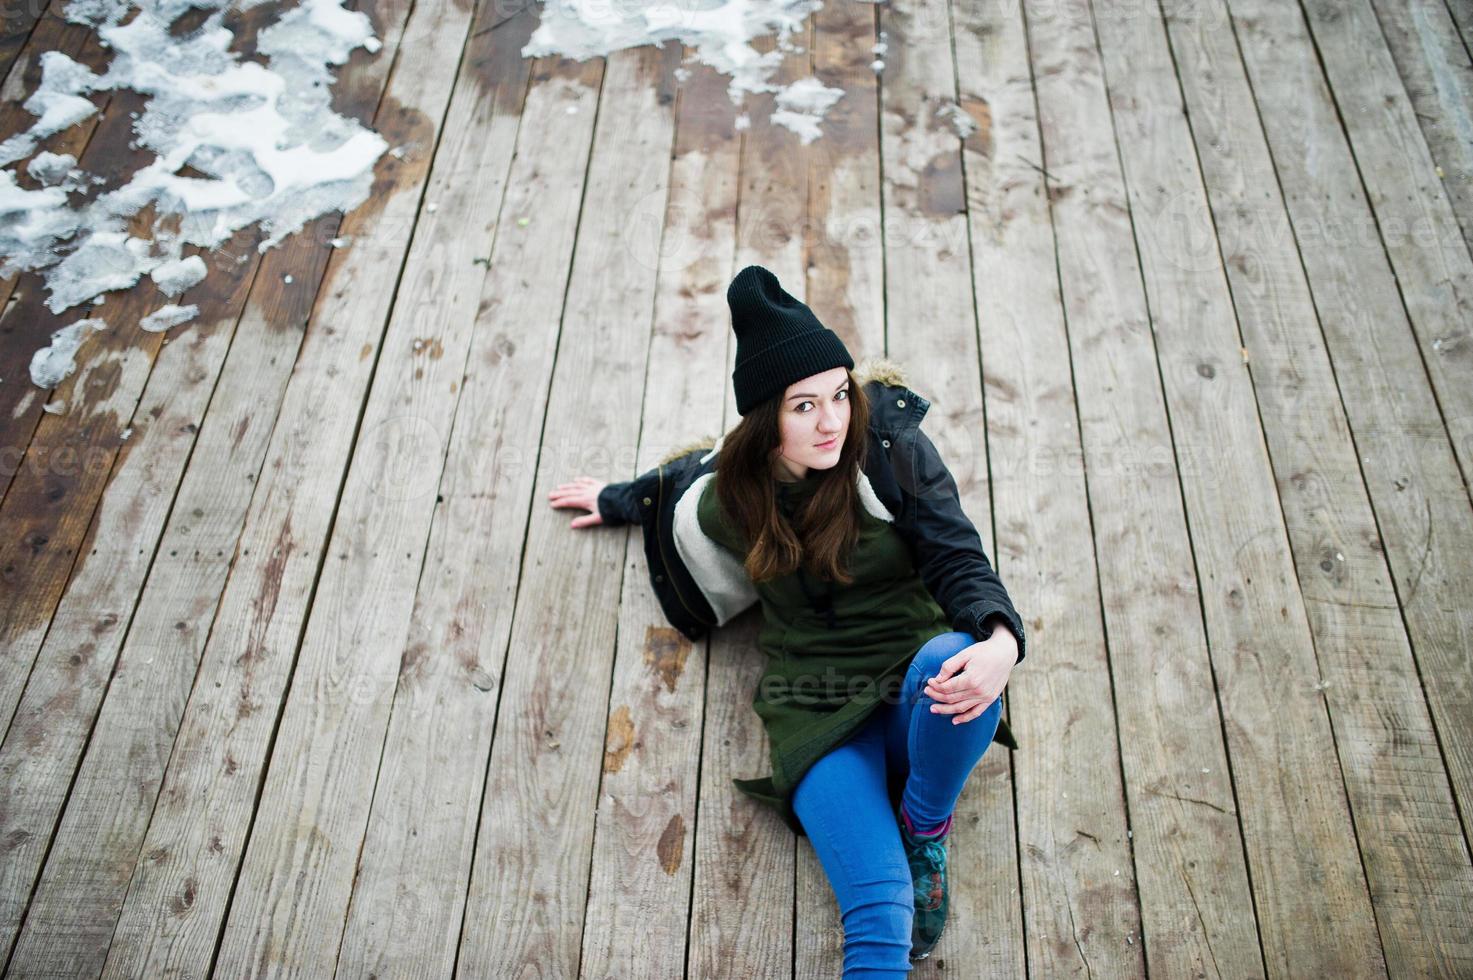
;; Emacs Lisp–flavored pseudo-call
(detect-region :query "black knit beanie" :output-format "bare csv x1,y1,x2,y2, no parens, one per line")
727,265,854,416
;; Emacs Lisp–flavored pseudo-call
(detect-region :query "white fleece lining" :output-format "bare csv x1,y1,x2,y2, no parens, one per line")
857,470,895,522
674,467,897,627
673,472,759,626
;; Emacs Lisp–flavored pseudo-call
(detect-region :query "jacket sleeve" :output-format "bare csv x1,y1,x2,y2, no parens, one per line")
898,425,1027,665
596,465,661,527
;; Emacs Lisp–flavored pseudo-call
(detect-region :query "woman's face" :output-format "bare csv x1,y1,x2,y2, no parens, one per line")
772,366,851,481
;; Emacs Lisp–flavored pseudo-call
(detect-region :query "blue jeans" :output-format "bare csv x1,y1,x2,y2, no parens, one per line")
791,631,1004,978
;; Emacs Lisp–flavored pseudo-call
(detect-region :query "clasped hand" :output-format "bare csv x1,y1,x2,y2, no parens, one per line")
923,626,1018,725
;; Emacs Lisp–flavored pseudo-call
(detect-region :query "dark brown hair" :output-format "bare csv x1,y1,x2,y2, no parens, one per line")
715,370,871,585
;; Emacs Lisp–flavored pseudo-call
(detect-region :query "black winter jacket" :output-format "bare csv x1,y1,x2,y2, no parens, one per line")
596,361,1026,750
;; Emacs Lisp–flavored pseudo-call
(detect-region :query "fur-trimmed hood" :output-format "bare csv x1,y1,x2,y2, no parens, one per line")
656,355,916,466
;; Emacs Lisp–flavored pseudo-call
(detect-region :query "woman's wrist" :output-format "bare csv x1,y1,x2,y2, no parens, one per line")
981,612,1020,663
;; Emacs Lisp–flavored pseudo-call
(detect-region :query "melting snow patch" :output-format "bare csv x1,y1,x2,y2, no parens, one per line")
149,253,207,296
140,302,198,332
937,101,977,140
524,0,854,141
30,317,107,388
0,52,101,166
26,151,80,187
770,76,844,144
1,0,388,391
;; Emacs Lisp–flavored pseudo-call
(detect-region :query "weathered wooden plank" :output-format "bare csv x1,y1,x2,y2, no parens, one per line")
1369,0,1473,258
0,225,311,959
1297,0,1473,492
1094,1,1386,974
1021,0,1265,973
0,1,398,959
952,0,1145,973
876,0,1023,973
0,4,125,506
690,614,797,979
576,55,739,978
85,2,473,976
0,2,298,506
213,8,545,980
4,6,1464,978
0,0,51,86
455,41,681,979
330,14,598,979
0,221,346,976
0,1,337,819
686,33,806,980
793,3,885,974
804,1,883,351
2,3,411,977
1445,1,1473,53
1190,0,1473,972
1235,0,1473,850
0,0,307,763
0,112,184,733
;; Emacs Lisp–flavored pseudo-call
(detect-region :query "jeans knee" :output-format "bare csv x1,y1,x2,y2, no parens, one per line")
909,630,974,682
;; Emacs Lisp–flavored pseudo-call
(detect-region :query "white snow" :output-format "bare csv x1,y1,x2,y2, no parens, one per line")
140,302,198,331
937,101,977,140
770,76,844,144
26,151,79,187
0,0,387,391
0,169,82,263
524,0,852,142
0,52,101,166
30,317,107,388
149,253,207,296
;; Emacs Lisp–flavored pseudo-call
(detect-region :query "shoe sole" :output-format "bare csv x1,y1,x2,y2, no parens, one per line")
908,919,946,961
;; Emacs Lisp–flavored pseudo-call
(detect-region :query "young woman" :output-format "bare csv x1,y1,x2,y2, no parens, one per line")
549,266,1024,975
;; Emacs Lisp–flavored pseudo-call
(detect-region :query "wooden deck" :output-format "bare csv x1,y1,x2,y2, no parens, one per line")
2,0,1471,975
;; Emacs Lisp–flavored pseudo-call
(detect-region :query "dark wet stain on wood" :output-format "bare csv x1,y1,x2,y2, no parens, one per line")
656,812,685,876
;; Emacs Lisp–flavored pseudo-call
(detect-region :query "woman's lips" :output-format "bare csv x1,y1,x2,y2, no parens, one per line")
816,437,838,449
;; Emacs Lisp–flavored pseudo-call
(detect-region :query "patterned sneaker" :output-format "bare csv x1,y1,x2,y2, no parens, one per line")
898,802,953,961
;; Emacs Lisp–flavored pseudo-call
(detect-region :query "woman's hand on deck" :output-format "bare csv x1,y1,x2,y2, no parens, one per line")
548,476,607,529
923,624,1019,725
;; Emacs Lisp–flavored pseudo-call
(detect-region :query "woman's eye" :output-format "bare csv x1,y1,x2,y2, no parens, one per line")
796,389,848,413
